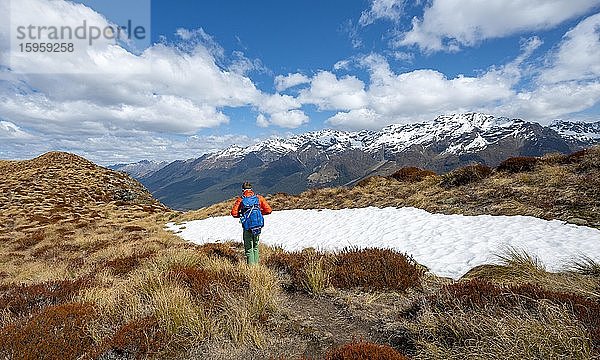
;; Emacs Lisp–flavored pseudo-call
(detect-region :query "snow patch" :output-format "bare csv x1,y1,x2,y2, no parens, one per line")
167,207,600,279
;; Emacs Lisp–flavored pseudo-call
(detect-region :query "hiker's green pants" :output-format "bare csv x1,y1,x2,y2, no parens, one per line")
243,230,260,265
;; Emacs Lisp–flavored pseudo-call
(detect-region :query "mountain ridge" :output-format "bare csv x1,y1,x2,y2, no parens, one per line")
113,113,599,209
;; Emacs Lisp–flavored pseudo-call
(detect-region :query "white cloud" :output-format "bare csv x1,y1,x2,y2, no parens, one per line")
298,71,368,111
0,0,307,142
274,73,310,91
340,19,363,49
359,0,405,26
495,15,600,119
539,13,600,84
327,109,383,129
0,120,35,140
256,113,270,128
317,52,516,129
397,0,600,52
254,110,309,129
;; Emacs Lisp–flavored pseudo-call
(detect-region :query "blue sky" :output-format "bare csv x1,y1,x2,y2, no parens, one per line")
0,0,599,163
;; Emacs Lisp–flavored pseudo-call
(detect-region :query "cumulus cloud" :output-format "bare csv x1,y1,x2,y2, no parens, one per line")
274,73,310,91
396,0,600,52
494,14,600,119
257,110,309,129
298,71,368,111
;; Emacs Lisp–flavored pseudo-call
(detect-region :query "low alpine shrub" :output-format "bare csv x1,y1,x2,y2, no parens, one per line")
325,340,409,360
440,164,492,188
0,302,96,360
105,252,154,276
390,167,436,183
93,316,168,360
497,156,539,173
330,248,424,292
197,242,243,264
0,277,93,318
168,266,248,310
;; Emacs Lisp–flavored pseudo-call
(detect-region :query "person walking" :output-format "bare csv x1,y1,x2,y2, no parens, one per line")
231,182,272,265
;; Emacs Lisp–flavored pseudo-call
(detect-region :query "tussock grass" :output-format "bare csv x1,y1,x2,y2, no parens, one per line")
409,301,593,360
3,150,600,359
265,248,424,294
462,248,600,299
570,255,600,277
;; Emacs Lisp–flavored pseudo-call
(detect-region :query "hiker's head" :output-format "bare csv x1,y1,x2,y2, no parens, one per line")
242,182,252,190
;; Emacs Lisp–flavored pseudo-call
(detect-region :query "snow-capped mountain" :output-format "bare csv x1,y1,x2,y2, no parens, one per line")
550,120,600,144
140,113,599,209
108,160,169,179
200,113,584,166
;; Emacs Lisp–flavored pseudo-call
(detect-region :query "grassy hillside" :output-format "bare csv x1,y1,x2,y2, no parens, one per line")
0,150,598,359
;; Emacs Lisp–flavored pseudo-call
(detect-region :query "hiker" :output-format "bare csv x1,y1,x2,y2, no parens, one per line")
231,182,272,265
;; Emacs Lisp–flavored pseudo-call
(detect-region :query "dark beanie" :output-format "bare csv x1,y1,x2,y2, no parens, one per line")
242,182,252,190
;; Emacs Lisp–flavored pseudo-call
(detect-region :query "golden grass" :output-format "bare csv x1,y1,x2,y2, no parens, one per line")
2,149,599,359
462,248,600,300
410,301,594,360
570,256,600,277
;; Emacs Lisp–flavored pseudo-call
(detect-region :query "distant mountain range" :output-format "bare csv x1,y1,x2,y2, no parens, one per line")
109,113,600,210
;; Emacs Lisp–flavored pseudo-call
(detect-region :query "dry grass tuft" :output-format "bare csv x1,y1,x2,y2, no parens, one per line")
266,248,424,293
411,279,600,352
570,256,600,277
408,301,593,360
462,248,600,299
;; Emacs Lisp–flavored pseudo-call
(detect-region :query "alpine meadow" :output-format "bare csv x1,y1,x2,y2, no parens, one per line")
1,1,600,359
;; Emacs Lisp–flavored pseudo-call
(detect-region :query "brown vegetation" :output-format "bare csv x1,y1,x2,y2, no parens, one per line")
1,150,599,359
0,302,96,360
440,164,493,188
324,340,409,360
497,156,539,173
390,167,437,183
265,248,424,294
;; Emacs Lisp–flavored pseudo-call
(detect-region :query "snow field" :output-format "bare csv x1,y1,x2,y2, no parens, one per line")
167,207,600,279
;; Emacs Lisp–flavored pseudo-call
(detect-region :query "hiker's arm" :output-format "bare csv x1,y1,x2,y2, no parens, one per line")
231,198,242,217
258,196,272,215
